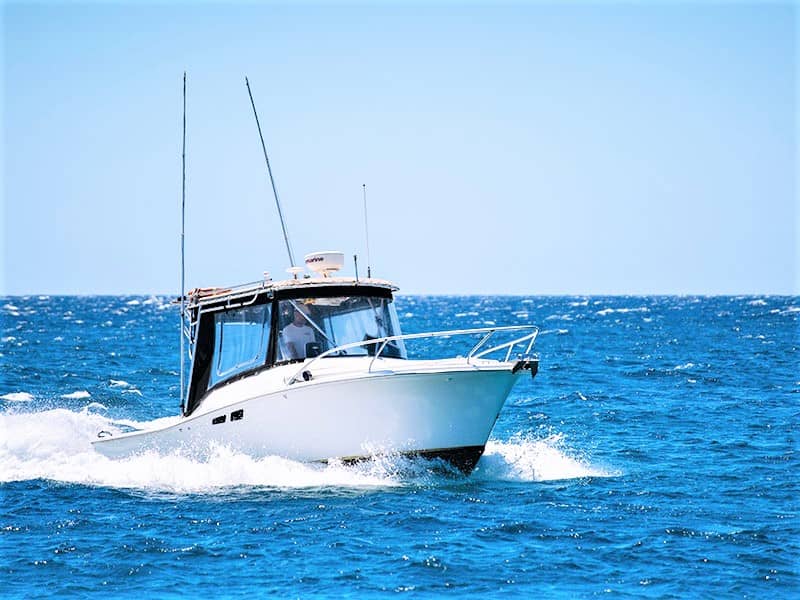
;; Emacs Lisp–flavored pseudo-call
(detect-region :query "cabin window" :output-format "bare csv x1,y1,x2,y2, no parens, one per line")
210,303,271,386
276,295,406,360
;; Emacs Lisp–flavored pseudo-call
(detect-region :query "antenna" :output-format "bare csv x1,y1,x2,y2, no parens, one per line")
180,72,187,412
245,77,296,267
363,184,372,278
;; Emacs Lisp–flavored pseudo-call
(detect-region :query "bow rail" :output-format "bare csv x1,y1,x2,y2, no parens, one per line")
286,325,538,385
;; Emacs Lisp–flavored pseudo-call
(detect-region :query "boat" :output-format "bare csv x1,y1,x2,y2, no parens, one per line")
91,76,539,473
93,251,539,472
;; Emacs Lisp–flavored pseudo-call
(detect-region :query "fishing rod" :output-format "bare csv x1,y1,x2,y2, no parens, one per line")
245,77,296,268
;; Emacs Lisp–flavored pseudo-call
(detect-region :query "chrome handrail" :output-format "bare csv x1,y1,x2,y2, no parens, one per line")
286,325,538,385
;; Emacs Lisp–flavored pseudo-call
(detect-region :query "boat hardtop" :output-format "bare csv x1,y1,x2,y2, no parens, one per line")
184,275,398,307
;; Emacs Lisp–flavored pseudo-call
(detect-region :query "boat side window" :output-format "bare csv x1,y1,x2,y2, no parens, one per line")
209,303,271,387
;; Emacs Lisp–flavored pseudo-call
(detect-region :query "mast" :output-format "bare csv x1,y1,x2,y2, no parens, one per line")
245,77,296,268
180,72,187,411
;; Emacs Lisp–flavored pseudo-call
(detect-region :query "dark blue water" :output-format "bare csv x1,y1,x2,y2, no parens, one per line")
2,295,798,597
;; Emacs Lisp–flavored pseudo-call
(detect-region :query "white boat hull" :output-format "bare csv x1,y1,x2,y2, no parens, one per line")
93,359,527,472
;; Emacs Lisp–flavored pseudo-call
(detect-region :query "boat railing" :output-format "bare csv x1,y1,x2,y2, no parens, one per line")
286,325,538,385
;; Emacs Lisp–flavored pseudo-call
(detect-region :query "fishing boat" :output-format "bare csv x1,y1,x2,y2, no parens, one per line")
93,251,539,471
91,75,539,473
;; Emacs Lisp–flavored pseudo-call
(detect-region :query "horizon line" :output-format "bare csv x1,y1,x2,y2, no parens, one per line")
2,291,798,299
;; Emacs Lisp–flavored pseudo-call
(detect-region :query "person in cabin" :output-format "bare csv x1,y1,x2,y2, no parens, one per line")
281,304,316,360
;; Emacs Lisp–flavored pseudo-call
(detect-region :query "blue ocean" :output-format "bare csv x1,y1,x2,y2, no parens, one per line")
1,295,798,597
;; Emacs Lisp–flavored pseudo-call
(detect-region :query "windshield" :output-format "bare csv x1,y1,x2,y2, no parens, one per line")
276,295,406,361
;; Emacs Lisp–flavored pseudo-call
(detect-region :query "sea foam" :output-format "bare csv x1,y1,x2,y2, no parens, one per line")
477,436,612,482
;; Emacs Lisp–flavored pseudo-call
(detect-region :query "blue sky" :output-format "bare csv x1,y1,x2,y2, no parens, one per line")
2,1,797,295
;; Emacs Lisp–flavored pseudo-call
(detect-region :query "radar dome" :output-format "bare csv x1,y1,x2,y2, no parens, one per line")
304,251,345,277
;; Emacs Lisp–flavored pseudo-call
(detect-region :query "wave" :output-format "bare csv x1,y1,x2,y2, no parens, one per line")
0,408,612,493
673,362,696,371
596,307,650,316
60,390,91,399
1,392,34,402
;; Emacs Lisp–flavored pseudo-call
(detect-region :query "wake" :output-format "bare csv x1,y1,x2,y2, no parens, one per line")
0,407,612,493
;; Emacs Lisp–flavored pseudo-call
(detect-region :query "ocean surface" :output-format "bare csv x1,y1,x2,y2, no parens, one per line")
1,294,798,598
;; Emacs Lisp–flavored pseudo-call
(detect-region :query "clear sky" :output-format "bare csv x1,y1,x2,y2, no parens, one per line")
2,1,797,295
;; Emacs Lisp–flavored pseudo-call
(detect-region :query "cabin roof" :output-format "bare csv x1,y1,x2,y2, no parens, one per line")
185,276,398,307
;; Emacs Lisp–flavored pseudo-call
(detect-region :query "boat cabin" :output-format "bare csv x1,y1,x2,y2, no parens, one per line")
182,277,406,416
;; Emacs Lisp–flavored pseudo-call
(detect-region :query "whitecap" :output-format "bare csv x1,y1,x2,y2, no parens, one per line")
597,307,649,316
61,391,91,399
748,299,767,306
674,362,696,371
125,299,141,306
1,392,34,402
2,303,19,311
109,379,131,388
